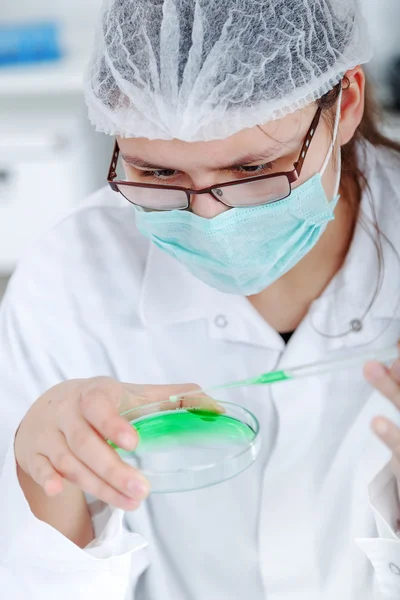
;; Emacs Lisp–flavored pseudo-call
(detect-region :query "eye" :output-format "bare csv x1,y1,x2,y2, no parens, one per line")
139,169,179,180
235,162,276,175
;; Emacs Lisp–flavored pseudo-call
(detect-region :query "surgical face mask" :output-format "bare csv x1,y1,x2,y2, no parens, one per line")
134,99,342,296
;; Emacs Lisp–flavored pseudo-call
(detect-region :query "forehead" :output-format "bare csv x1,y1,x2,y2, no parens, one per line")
117,104,319,169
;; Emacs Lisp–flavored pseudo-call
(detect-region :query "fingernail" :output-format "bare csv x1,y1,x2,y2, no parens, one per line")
118,432,136,450
373,419,388,436
127,479,150,499
366,362,386,382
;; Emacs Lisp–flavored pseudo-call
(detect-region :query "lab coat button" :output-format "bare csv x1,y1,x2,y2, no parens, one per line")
350,319,363,332
215,315,228,328
389,563,400,575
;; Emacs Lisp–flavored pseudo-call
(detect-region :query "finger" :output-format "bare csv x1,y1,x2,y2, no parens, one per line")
364,361,400,409
79,380,138,451
119,396,225,426
59,421,150,501
372,417,400,459
390,358,400,386
28,454,64,496
124,382,225,413
50,441,147,510
125,383,202,403
178,395,226,413
168,385,225,412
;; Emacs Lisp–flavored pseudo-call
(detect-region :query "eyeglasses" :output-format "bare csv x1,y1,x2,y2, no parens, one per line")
108,107,322,211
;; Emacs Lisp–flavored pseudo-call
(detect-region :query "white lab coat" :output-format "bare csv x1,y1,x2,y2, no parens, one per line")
1,141,400,600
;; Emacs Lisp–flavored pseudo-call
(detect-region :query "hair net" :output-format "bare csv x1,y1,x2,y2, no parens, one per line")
84,0,371,142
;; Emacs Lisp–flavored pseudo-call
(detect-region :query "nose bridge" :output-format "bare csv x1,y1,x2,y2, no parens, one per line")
189,187,229,218
190,177,228,201
190,184,217,200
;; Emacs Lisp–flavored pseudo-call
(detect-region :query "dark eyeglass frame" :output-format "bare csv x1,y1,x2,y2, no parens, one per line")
107,106,322,210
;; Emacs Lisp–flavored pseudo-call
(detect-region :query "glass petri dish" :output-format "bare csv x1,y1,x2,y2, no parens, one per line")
112,400,260,493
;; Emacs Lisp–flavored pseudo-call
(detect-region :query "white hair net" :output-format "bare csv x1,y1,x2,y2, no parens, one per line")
84,0,371,142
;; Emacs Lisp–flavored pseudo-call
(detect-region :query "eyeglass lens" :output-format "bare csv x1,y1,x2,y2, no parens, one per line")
117,175,291,210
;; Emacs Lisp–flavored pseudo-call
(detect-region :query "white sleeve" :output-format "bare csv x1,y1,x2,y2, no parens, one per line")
356,464,400,599
0,267,150,599
0,435,149,600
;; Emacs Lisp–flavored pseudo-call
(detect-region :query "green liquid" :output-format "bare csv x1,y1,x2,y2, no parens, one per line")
116,409,255,454
254,369,290,385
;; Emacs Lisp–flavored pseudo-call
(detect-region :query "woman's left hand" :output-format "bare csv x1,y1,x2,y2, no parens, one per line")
364,342,400,459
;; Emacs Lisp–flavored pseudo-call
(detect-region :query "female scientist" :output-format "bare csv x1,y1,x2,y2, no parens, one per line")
1,0,400,598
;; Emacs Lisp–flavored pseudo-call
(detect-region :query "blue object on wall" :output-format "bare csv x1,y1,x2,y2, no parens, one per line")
0,22,63,68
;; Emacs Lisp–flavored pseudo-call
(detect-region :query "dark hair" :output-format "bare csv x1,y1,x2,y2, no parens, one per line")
317,75,400,204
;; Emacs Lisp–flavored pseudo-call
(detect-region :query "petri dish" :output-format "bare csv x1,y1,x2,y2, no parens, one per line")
111,400,260,493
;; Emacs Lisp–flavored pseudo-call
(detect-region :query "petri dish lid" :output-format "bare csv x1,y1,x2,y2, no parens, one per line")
112,399,260,493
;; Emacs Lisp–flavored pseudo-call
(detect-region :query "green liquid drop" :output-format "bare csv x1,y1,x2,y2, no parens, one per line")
116,409,255,455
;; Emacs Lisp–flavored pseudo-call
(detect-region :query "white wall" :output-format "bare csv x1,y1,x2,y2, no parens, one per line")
1,0,103,23
362,0,400,101
1,0,104,55
0,0,112,274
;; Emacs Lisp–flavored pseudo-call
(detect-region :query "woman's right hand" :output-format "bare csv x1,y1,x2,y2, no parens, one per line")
14,377,200,511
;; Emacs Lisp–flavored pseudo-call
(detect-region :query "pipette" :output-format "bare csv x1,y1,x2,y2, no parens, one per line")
170,344,400,402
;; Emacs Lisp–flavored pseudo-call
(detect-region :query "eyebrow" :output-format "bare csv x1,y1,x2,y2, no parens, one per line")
121,148,283,171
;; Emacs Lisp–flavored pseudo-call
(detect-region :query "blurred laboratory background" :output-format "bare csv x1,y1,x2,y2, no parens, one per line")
1,0,400,300
0,0,111,299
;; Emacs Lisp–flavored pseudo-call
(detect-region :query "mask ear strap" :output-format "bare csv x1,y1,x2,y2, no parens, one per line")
320,85,343,176
332,147,342,200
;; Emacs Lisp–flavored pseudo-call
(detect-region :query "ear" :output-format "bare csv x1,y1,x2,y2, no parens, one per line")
338,66,366,146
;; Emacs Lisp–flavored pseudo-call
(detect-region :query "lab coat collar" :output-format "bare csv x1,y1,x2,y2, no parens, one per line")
138,141,400,350
138,243,281,348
